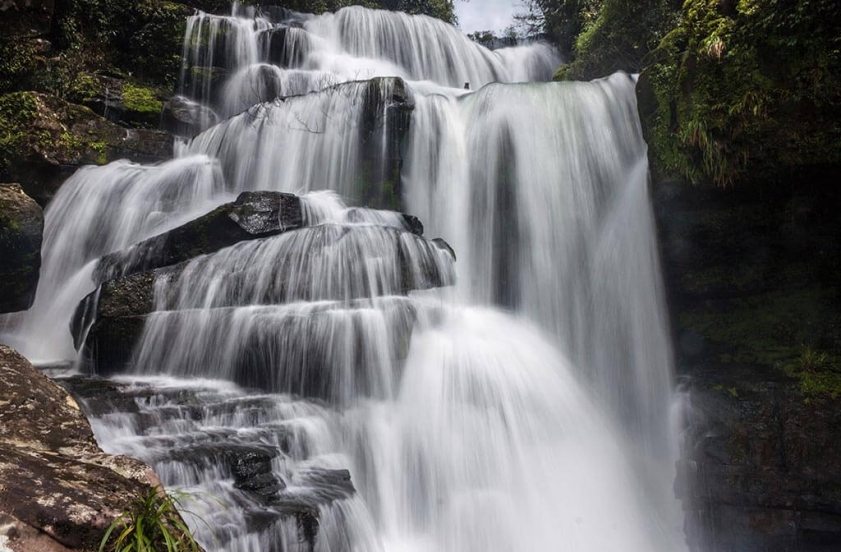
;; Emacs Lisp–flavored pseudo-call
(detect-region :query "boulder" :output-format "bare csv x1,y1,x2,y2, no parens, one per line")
0,92,172,207
0,184,43,313
97,191,304,281
431,237,456,261
0,345,188,552
161,96,218,137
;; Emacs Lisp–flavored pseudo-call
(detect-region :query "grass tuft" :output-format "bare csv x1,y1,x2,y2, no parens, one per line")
99,486,203,552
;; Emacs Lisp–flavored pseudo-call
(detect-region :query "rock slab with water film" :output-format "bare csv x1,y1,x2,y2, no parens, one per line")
73,196,456,378
59,375,360,551
97,190,304,281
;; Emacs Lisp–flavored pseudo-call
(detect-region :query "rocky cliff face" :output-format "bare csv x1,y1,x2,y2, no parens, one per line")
0,345,183,552
0,184,43,313
656,177,841,551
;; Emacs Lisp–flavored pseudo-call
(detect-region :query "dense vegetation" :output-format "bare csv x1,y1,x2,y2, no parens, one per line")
522,0,841,188
641,0,841,186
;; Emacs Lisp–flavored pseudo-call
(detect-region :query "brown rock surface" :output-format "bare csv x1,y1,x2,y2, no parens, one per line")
0,345,163,551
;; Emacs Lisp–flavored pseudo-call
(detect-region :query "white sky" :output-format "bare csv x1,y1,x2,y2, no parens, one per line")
455,0,521,34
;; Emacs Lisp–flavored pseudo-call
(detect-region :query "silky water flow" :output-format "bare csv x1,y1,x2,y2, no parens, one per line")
1,4,688,552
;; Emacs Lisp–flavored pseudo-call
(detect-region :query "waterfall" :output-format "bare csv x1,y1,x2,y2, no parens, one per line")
1,157,227,361
3,4,687,552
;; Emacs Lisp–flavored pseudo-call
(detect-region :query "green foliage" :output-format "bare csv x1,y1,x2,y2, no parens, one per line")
99,486,202,552
0,92,39,172
543,0,841,187
91,141,109,164
0,40,40,94
51,0,189,89
384,0,455,22
299,0,455,22
784,346,841,399
68,73,105,104
34,52,95,100
642,0,841,186
552,0,680,80
513,0,598,57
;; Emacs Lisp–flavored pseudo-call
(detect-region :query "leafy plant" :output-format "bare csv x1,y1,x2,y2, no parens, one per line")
785,346,841,400
99,486,203,552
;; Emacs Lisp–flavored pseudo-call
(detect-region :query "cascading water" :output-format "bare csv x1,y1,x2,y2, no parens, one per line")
0,156,227,361
2,4,688,551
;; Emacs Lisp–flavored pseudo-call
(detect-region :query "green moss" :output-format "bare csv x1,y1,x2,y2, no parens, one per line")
91,140,108,164
68,73,103,103
122,84,163,115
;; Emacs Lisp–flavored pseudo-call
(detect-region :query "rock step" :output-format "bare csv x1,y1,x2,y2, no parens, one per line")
97,190,304,282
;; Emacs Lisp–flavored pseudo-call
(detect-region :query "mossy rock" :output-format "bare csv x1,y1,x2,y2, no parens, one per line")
121,83,165,124
0,184,43,313
0,91,172,206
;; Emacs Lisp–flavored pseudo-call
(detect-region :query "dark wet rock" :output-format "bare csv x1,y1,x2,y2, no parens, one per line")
0,345,176,552
58,376,141,417
263,26,312,68
162,443,286,502
267,468,356,550
97,191,304,282
401,213,423,236
0,184,43,313
231,449,286,501
296,468,355,503
162,95,218,137
356,77,414,211
431,237,456,261
71,265,181,372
